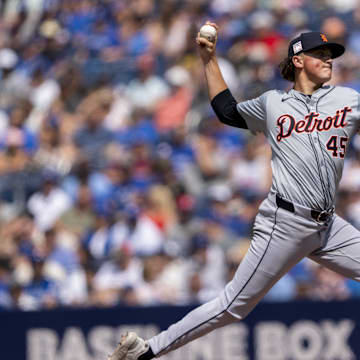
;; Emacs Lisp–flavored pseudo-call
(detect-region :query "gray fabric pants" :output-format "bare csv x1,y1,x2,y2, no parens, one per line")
148,192,360,357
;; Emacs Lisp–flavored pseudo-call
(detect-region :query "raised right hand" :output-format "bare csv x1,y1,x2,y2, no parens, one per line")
196,21,219,64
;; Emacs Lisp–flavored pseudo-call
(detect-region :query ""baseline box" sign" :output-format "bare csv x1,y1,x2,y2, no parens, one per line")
0,301,358,360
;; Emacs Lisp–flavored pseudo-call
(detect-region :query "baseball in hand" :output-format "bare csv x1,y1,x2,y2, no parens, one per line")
199,24,217,43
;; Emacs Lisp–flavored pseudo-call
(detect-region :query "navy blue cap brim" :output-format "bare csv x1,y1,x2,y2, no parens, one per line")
304,42,345,59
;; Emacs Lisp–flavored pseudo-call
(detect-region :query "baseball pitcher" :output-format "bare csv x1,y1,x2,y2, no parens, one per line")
107,22,360,360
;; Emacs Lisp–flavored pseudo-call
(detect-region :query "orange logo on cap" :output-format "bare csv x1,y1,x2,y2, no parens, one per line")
320,34,328,42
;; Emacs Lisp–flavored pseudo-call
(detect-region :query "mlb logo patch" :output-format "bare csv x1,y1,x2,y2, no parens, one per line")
292,41,303,54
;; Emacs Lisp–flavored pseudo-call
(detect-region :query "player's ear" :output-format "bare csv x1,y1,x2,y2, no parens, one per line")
292,54,304,69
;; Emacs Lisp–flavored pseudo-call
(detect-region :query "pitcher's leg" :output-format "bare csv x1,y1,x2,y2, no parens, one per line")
148,296,236,357
149,205,320,357
309,215,360,280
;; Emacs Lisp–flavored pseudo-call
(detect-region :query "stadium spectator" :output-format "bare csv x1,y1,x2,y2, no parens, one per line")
184,233,227,303
27,171,72,231
92,244,143,306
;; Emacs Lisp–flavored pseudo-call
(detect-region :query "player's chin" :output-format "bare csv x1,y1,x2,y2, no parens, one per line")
323,67,332,76
319,69,332,82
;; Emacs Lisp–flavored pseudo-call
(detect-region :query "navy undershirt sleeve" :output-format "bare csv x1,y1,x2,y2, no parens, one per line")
210,89,248,129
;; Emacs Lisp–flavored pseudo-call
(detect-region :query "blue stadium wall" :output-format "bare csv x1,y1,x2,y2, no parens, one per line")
1,300,358,360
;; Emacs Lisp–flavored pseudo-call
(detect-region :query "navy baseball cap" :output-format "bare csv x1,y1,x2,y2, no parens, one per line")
288,32,345,58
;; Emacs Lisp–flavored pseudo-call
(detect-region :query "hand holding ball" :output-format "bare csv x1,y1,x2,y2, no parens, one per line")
199,24,217,43
197,22,218,61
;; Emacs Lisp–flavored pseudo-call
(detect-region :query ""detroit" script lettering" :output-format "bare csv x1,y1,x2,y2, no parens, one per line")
276,106,351,142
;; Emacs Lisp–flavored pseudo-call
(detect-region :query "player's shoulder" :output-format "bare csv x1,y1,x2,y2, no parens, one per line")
254,89,280,101
259,89,286,103
332,85,359,97
263,89,287,98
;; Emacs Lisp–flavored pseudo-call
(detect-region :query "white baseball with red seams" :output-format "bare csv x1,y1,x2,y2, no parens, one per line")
199,24,217,42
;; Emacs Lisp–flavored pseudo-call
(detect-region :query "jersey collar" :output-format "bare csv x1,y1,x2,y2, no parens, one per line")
282,85,334,102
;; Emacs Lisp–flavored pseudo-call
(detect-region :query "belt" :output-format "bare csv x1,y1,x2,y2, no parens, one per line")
275,195,334,223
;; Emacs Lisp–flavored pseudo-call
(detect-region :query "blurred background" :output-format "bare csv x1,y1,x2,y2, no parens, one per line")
0,0,360,312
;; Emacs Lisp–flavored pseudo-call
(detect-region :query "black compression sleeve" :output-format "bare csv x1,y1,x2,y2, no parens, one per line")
210,89,248,129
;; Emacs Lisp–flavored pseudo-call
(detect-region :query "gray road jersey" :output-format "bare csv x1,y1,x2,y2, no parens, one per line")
237,85,360,210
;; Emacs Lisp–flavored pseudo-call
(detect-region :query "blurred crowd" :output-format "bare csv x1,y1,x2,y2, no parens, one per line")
0,0,360,310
